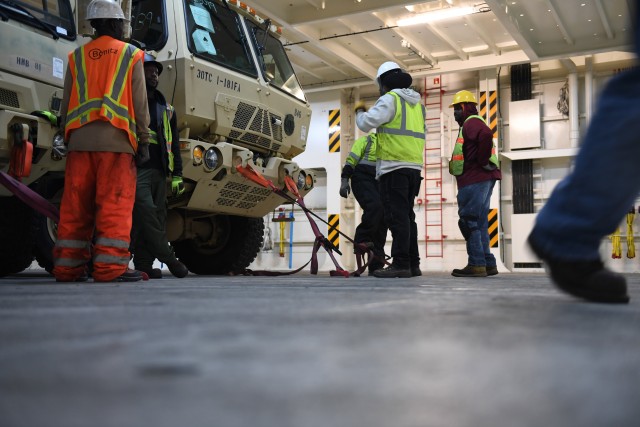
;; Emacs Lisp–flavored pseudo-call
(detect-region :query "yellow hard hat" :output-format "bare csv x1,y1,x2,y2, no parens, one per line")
449,90,477,107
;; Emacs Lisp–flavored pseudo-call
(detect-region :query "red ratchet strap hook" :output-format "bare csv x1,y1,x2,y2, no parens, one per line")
8,123,33,180
283,174,350,277
282,176,379,277
236,164,374,277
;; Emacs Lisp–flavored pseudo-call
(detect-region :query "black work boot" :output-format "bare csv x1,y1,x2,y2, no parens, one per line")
373,265,412,278
528,235,629,304
116,269,144,282
367,258,385,276
167,259,189,278
137,266,163,279
55,271,89,283
411,266,422,277
451,265,488,277
486,266,499,276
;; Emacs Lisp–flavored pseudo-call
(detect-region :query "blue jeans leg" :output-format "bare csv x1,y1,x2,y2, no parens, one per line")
458,180,496,266
530,66,640,261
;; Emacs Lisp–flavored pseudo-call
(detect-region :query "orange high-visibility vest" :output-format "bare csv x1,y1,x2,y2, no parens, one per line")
65,36,143,150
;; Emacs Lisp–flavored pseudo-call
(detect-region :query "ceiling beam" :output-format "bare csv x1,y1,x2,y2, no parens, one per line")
483,0,537,60
303,0,323,10
291,23,378,77
287,41,352,77
245,0,429,26
543,0,574,45
287,57,325,80
335,17,399,65
394,30,438,65
304,49,529,93
427,24,468,61
594,0,614,39
319,39,379,78
370,11,438,65
463,16,500,55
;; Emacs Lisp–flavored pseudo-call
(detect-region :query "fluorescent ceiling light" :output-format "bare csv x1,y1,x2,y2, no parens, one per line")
397,6,476,26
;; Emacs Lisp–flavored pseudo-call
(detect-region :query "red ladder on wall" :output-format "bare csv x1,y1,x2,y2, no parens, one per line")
423,76,446,258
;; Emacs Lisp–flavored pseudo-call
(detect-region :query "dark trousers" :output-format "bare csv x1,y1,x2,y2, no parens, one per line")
379,168,422,269
351,171,387,263
131,168,176,268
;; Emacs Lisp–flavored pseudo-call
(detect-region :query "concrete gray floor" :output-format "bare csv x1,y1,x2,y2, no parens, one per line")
0,271,639,427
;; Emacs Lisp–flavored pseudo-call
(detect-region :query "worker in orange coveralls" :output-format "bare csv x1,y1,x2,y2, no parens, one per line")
53,0,150,282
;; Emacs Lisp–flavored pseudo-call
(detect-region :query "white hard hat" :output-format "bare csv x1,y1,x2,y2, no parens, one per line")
376,61,401,79
86,0,125,20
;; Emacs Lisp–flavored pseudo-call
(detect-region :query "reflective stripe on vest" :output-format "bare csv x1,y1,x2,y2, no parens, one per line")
376,92,425,165
147,104,175,172
449,114,499,176
65,38,142,150
346,134,377,167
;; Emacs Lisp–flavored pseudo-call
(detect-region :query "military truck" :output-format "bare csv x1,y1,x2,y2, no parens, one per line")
0,0,315,276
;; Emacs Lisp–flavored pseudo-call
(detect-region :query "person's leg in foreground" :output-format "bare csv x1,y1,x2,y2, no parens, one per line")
527,5,639,303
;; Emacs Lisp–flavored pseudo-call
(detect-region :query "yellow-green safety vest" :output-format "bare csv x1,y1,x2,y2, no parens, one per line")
148,104,175,172
376,92,425,165
449,114,499,176
346,134,378,167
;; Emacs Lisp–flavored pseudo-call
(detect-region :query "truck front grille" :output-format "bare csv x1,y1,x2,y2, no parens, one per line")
216,182,272,210
232,103,284,151
0,89,20,108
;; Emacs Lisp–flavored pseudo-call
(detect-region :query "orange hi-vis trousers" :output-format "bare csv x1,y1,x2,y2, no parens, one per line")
53,151,137,282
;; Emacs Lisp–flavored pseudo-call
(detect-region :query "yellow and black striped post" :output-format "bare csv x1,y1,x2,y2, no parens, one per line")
479,91,498,138
488,208,498,248
329,109,341,152
328,214,340,250
481,90,499,249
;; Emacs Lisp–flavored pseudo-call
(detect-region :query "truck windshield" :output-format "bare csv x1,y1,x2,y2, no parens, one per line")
183,0,256,77
130,0,168,51
247,20,306,103
0,0,75,40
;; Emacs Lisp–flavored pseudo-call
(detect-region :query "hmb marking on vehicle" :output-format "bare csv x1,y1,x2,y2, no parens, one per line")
16,56,30,68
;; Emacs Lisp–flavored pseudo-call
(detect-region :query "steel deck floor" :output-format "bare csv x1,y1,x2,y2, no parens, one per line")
1,271,639,427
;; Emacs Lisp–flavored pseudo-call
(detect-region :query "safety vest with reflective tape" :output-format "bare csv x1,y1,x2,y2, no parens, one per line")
449,114,499,176
376,92,425,165
65,36,143,150
149,104,175,172
346,134,377,168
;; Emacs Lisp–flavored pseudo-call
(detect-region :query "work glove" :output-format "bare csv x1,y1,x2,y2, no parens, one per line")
339,177,351,198
136,143,150,166
482,163,497,171
354,100,367,114
172,176,185,196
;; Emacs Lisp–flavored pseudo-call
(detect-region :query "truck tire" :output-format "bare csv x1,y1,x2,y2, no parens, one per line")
33,209,57,273
33,180,63,274
0,196,34,277
173,215,264,275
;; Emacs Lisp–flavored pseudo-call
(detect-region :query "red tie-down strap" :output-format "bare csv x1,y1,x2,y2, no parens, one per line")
236,164,370,277
8,124,33,180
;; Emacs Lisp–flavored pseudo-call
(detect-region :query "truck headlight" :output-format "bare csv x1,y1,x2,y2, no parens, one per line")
204,148,220,170
296,171,306,190
305,173,314,190
193,145,204,166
